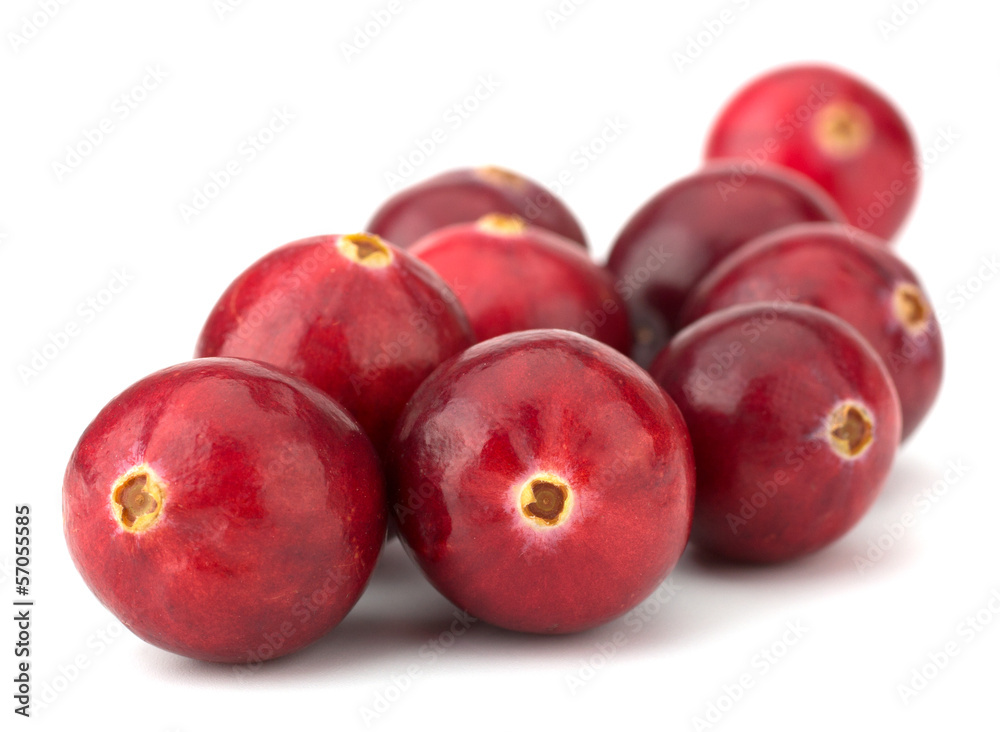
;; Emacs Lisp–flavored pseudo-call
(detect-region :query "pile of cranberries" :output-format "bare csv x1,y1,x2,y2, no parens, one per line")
64,63,943,663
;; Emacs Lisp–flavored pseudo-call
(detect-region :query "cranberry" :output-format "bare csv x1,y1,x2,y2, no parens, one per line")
705,64,919,240
607,162,842,366
368,166,587,248
679,223,942,441
195,233,474,457
650,304,901,563
410,214,631,352
389,330,695,633
63,358,386,663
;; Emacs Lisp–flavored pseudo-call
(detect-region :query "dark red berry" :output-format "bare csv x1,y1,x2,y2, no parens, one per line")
63,358,386,662
368,166,587,248
706,64,919,240
650,304,901,563
607,162,842,365
679,223,943,441
390,330,695,633
195,233,474,457
411,214,631,352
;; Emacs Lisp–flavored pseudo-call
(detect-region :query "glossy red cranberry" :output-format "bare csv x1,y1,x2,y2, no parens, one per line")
705,64,919,240
607,163,842,366
410,215,631,353
368,166,587,248
63,358,386,663
195,233,474,457
650,304,901,563
679,223,943,441
389,330,695,633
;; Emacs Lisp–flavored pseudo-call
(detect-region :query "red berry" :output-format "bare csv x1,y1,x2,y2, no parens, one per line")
679,223,943,441
63,358,386,662
607,163,842,366
368,166,587,248
706,64,919,240
195,233,474,457
389,330,695,633
650,304,901,563
411,214,631,352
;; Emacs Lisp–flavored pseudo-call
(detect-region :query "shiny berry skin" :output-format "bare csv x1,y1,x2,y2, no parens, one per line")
368,166,587,248
679,223,943,441
705,64,919,240
63,358,386,663
195,233,474,458
607,163,843,366
410,215,632,353
389,330,695,633
650,304,901,563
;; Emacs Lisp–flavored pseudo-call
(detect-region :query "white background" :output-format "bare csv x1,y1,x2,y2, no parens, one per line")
2,1,998,730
